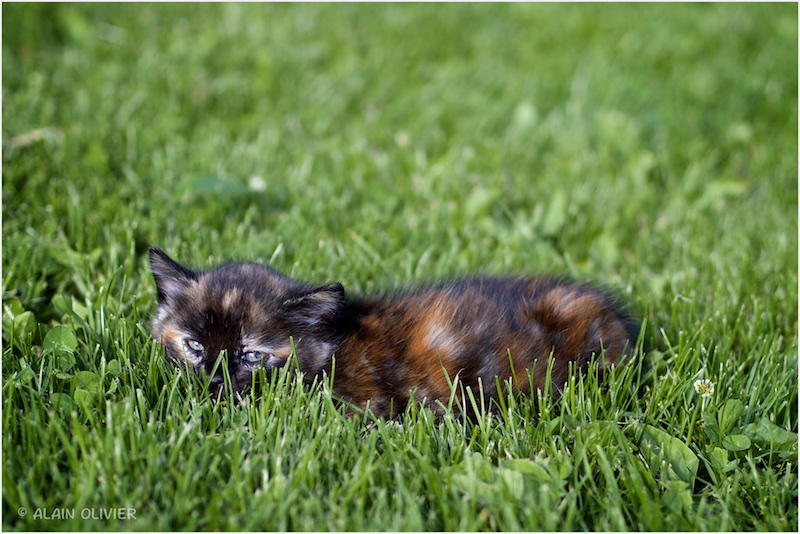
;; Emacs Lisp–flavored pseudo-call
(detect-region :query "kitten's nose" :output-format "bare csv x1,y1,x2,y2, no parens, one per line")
209,372,225,399
205,350,229,376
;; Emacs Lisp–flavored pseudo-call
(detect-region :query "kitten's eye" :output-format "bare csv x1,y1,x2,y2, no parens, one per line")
184,338,205,353
242,350,267,363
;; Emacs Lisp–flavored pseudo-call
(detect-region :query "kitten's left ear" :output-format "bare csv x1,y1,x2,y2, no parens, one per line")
284,283,345,327
149,247,199,303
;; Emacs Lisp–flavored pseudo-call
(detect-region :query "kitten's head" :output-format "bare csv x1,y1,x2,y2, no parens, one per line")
149,247,344,397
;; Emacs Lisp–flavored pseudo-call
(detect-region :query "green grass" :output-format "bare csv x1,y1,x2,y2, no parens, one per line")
2,2,797,531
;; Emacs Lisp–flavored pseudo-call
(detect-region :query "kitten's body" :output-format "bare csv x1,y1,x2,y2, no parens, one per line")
150,247,638,417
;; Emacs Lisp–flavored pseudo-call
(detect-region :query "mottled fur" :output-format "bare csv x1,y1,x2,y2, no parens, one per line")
150,247,639,417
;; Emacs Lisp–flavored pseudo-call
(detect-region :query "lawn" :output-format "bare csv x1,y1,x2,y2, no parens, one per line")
2,3,798,531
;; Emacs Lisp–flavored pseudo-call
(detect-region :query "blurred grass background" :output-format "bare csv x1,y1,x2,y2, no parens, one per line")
2,3,797,531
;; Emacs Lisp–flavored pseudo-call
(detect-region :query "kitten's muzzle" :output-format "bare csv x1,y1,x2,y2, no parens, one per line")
210,373,224,386
208,372,228,400
204,349,230,375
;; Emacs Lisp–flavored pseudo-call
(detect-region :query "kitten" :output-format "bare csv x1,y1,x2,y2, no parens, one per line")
149,246,639,417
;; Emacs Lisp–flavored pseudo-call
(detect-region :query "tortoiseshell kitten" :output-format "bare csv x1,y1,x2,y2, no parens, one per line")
150,247,639,417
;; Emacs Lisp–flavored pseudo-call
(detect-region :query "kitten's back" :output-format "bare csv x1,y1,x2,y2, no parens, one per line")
327,277,638,416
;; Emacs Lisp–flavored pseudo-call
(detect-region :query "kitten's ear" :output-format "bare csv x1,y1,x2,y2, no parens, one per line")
284,283,345,327
149,247,198,303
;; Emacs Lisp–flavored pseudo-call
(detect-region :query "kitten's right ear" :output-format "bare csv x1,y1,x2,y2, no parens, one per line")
283,283,345,327
149,247,198,303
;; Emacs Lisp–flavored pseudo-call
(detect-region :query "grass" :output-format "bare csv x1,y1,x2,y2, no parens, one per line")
2,2,798,531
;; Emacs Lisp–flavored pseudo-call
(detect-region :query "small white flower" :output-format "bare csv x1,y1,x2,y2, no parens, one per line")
394,131,411,148
248,175,267,192
693,379,715,398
